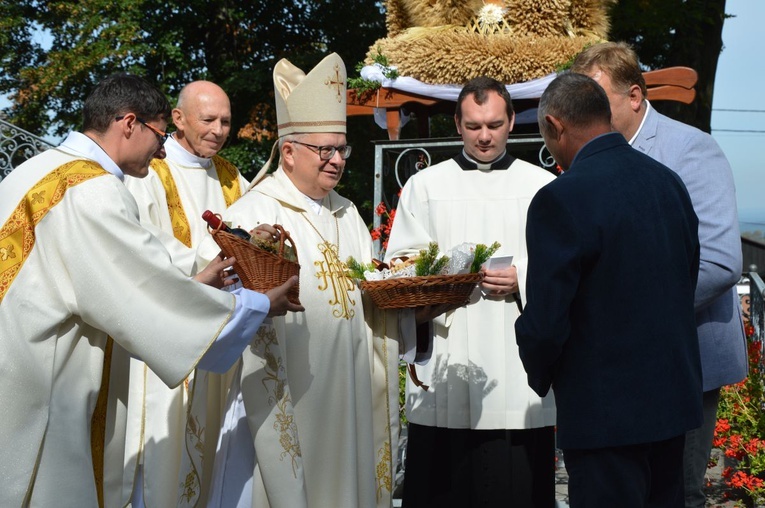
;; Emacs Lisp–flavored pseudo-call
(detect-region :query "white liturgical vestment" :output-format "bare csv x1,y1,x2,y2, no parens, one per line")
106,135,249,508
0,133,267,507
125,135,249,274
385,154,558,430
201,167,403,508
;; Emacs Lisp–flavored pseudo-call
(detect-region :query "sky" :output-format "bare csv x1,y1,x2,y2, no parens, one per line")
710,0,765,226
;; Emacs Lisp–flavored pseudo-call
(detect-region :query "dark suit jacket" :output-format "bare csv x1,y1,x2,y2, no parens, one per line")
515,132,703,450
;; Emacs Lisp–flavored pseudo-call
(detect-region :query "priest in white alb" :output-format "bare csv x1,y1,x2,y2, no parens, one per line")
0,73,302,508
107,81,250,508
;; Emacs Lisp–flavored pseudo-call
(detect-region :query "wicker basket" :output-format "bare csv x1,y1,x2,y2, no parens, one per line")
209,222,301,305
359,272,484,309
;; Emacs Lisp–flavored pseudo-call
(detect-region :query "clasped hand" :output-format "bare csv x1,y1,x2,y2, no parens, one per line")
480,264,518,297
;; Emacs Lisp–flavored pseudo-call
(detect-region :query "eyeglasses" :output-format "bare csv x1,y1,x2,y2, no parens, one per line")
115,115,170,146
291,140,352,160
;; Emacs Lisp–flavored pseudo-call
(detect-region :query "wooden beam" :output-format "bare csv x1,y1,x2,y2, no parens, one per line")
347,88,441,140
644,66,698,105
646,86,696,104
347,87,440,111
643,66,698,90
348,66,701,138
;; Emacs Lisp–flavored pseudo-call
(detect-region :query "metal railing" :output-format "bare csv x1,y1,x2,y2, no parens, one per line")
0,118,53,181
747,272,765,388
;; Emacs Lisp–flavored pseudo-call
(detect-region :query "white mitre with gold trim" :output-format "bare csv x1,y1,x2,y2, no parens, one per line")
274,52,347,137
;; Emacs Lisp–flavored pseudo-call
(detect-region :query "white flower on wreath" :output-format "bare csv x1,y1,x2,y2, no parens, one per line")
478,2,506,27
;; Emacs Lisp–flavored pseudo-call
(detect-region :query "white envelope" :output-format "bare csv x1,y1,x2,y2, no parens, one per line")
481,255,513,271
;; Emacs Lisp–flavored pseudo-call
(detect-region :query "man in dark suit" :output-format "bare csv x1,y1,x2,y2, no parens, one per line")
515,72,703,507
570,43,748,508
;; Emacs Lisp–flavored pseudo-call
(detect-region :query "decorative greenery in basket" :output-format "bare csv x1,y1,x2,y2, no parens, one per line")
414,242,450,276
470,241,502,273
347,241,500,280
345,241,500,309
249,234,298,263
345,257,378,282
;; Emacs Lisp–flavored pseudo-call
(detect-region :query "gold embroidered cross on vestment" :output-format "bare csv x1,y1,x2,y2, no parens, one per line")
300,196,356,319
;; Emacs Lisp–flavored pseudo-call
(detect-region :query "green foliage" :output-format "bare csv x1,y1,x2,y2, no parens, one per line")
218,138,275,180
345,256,376,281
607,0,727,130
470,241,501,273
0,0,729,221
0,0,387,226
347,46,399,94
608,0,727,72
713,321,765,503
0,0,386,139
414,242,449,276
399,361,407,424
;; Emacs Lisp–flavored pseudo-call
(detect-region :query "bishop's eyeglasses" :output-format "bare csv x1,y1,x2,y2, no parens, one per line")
291,140,352,160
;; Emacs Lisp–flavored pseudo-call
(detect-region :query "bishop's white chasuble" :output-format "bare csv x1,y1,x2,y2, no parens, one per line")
203,167,401,508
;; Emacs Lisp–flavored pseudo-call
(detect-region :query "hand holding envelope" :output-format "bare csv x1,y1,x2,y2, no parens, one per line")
480,255,523,311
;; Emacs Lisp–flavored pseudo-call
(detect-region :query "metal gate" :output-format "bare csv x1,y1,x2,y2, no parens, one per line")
0,118,53,181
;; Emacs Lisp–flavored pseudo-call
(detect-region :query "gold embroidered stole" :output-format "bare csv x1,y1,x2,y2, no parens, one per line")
374,323,394,503
151,155,239,506
150,156,242,247
0,159,107,304
0,158,109,505
211,155,242,207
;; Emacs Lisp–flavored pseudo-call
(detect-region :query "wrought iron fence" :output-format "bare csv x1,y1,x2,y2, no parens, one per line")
369,134,551,255
0,118,53,181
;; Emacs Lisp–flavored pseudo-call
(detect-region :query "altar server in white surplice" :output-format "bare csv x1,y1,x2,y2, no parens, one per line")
110,81,249,508
384,77,557,508
0,73,302,508
201,53,436,508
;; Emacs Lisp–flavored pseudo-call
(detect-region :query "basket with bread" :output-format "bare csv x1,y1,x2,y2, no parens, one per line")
346,241,499,309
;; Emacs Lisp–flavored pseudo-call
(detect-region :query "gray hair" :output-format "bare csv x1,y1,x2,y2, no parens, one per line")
278,133,308,149
537,72,611,138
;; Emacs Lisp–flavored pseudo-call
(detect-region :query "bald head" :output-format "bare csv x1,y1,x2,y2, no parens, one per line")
172,81,232,158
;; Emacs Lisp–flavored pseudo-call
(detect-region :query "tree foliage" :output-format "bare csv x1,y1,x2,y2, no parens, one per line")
0,0,385,135
0,0,388,217
608,0,728,131
0,0,732,220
